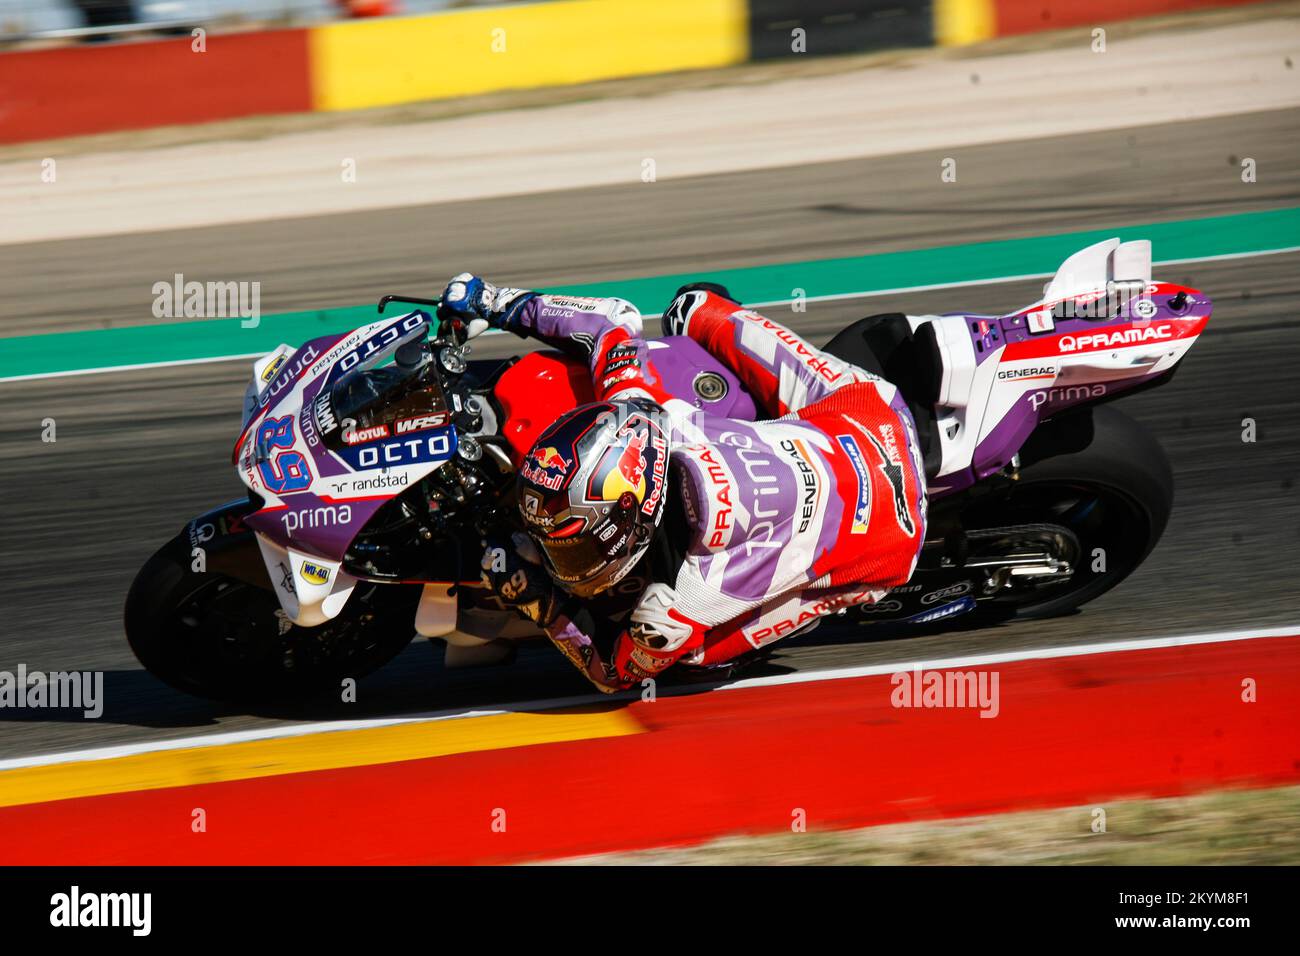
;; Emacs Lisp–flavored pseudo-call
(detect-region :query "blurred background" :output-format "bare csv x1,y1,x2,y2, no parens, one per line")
0,0,470,41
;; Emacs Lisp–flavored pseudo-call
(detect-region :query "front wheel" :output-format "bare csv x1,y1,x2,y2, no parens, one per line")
959,405,1174,620
125,533,419,702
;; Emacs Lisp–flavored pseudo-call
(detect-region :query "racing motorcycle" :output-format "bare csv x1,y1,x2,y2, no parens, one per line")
125,237,1210,700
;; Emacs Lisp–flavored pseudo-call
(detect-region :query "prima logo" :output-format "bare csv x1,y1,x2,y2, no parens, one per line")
281,503,353,536
1028,383,1107,411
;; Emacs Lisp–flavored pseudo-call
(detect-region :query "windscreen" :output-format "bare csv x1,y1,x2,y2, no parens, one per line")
323,356,451,449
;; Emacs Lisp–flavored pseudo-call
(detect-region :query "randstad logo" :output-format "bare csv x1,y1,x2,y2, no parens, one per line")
1059,325,1173,352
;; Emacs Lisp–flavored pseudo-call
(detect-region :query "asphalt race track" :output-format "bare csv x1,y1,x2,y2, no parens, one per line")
0,108,1296,759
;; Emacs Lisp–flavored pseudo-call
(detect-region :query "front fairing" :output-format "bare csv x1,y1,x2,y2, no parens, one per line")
232,311,459,625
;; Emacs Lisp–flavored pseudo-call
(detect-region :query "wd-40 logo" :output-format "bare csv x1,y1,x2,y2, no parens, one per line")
300,561,331,586
836,435,872,535
1059,323,1174,353
260,353,287,383
258,344,320,408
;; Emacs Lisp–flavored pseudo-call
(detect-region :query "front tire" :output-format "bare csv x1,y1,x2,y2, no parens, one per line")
125,533,419,702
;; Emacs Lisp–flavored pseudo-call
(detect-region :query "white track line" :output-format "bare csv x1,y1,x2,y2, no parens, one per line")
718,623,1299,692
1,623,1294,773
3,246,1296,385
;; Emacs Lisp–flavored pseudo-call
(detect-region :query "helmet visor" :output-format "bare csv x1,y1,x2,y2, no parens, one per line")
538,494,641,595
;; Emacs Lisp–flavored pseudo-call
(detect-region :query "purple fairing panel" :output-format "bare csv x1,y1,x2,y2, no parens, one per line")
943,313,1006,366
253,331,346,420
244,492,394,560
238,312,459,563
948,285,1212,365
652,336,758,421
945,286,1212,495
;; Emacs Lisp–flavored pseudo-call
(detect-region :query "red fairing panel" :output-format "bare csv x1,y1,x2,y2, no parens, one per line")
495,351,595,466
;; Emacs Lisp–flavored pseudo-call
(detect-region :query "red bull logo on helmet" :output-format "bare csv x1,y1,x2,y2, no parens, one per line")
589,422,668,515
601,430,648,501
521,445,571,491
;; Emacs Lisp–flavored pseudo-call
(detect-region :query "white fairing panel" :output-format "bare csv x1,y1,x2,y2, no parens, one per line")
415,582,458,637
906,314,988,479
905,237,1195,487
1040,238,1152,305
254,532,358,628
1112,240,1153,284
244,344,296,424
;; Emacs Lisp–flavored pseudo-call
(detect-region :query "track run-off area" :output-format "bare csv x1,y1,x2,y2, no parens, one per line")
0,627,1296,863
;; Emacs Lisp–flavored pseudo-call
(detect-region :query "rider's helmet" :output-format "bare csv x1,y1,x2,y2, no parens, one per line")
517,399,670,598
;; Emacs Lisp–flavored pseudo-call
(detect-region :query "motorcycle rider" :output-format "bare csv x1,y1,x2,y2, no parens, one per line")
440,273,927,693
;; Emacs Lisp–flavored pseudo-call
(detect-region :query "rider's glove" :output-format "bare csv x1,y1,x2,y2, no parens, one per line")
479,532,562,628
440,273,533,339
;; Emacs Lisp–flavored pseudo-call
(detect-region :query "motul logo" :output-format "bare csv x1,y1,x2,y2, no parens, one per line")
1059,324,1173,352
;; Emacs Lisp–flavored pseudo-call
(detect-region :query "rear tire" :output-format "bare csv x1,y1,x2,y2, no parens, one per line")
962,405,1173,620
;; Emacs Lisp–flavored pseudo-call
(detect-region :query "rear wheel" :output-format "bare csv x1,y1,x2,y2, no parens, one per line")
125,533,419,702
960,405,1173,619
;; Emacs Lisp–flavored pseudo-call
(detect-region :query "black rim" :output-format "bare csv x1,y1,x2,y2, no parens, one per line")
961,478,1153,612
156,575,411,695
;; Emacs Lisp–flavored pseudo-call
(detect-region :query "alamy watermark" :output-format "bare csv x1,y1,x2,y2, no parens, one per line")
152,273,261,327
0,664,103,718
891,667,1000,718
50,886,150,936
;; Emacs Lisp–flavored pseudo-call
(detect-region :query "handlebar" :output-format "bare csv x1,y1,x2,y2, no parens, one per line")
377,294,442,314
376,294,470,346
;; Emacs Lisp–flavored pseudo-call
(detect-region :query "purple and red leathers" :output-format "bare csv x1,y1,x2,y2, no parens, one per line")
500,290,928,692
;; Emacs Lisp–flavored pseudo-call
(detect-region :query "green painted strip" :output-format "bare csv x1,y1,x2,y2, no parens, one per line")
2,207,1296,381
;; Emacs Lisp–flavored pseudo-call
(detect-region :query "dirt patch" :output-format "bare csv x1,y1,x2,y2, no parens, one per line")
553,785,1300,864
